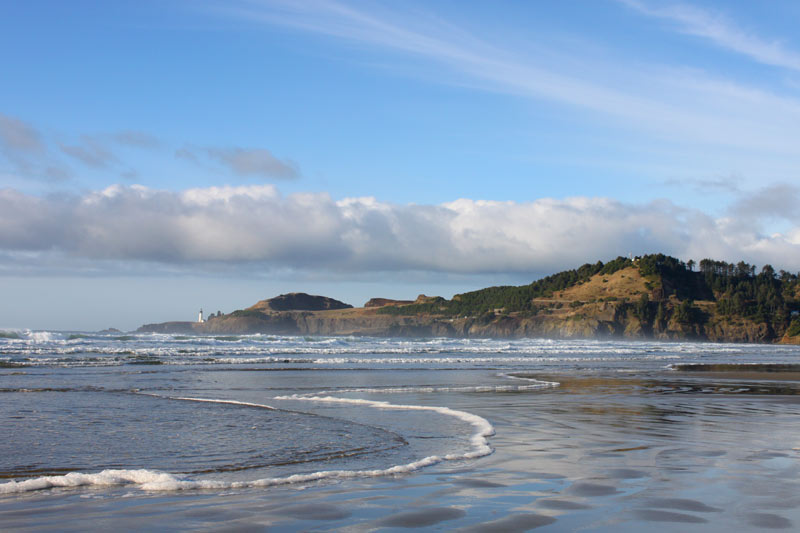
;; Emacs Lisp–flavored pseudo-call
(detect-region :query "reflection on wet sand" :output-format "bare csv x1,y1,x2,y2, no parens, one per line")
522,368,800,396
3,367,800,531
471,369,800,530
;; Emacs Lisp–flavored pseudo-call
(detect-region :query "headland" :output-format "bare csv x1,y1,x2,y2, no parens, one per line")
137,254,800,344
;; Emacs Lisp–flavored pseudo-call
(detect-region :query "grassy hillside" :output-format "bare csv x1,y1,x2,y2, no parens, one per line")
379,256,635,317
183,253,800,342
378,253,800,338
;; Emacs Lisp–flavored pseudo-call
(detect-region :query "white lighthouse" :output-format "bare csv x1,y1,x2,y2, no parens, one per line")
198,308,205,323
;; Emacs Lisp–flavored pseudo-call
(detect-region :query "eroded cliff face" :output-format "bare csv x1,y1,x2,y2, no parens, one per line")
700,319,774,343
198,310,457,337
137,321,201,334
162,301,784,343
136,271,796,343
199,313,301,335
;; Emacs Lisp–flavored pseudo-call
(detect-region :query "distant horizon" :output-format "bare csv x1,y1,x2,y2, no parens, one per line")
2,1,800,329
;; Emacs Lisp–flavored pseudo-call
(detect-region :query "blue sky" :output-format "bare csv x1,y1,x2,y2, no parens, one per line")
1,0,800,330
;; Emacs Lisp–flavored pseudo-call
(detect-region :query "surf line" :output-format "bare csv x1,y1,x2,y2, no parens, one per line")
170,396,277,410
0,374,562,495
130,391,280,410
275,394,495,460
293,374,559,396
0,394,494,495
498,373,560,388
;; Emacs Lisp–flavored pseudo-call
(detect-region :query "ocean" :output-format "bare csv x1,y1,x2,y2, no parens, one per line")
2,332,800,531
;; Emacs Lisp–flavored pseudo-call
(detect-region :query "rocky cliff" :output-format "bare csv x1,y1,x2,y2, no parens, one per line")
137,257,800,344
139,299,785,342
137,321,201,334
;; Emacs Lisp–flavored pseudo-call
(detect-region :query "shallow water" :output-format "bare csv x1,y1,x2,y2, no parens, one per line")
2,332,800,530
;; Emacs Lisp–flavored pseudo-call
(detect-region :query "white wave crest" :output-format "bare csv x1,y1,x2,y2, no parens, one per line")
0,456,453,494
309,375,559,395
0,469,178,495
23,330,61,343
499,373,561,388
0,392,495,495
170,397,276,410
274,394,495,460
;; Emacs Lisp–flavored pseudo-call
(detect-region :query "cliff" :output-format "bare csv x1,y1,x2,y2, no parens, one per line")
137,321,200,334
143,302,780,341
780,318,800,344
137,255,800,343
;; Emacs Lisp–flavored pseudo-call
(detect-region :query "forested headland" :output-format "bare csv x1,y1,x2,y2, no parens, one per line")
140,254,800,343
376,254,800,342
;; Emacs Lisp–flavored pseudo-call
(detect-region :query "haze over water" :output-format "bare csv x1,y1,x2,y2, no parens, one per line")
3,332,800,530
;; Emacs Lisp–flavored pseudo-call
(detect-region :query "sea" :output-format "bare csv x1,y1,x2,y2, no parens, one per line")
3,332,800,531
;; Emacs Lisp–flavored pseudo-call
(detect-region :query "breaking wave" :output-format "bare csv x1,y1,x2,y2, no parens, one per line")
0,389,498,495
5,332,789,369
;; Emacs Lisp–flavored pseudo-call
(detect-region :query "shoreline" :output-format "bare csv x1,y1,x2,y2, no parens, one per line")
4,363,800,530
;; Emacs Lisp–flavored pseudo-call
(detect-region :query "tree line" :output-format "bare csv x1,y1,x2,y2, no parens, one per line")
379,253,800,334
380,256,635,317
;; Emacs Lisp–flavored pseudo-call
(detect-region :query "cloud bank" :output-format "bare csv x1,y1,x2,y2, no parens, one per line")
1,184,798,277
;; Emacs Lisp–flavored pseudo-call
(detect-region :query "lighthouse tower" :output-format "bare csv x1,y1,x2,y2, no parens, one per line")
198,308,205,323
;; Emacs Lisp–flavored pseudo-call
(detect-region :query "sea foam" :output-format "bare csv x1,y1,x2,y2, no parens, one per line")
0,391,496,494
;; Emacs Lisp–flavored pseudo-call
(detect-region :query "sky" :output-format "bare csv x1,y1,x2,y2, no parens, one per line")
1,0,800,330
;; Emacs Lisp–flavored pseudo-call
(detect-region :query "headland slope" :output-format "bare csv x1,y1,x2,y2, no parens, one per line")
137,254,800,343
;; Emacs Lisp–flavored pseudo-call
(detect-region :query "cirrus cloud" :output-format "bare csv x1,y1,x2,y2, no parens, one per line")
619,0,800,73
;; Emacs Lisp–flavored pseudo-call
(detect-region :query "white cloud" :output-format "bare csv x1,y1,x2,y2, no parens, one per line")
1,184,798,276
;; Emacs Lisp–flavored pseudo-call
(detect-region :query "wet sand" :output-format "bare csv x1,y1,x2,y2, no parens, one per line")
3,369,800,531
